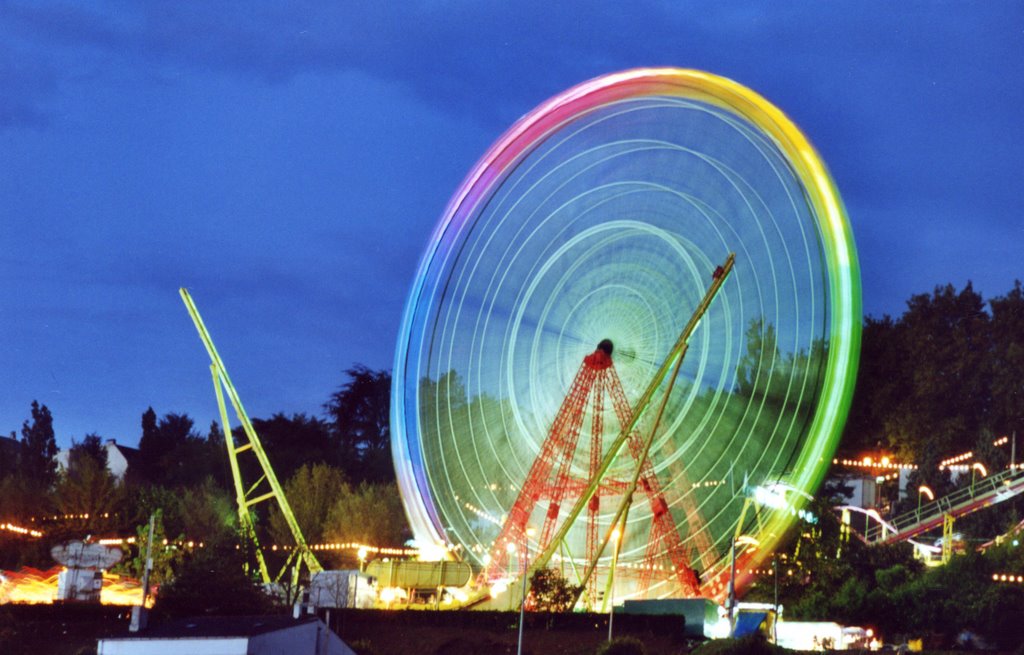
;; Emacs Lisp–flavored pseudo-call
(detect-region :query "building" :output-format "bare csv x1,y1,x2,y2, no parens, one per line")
97,615,354,655
0,434,19,475
56,439,139,480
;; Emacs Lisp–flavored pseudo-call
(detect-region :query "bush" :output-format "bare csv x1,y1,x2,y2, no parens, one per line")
691,634,789,655
595,636,647,655
153,536,276,618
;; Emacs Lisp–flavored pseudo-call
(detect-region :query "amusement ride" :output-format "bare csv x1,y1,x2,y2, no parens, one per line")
391,68,861,607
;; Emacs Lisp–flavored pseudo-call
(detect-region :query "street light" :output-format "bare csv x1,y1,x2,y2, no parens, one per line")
917,485,934,515
971,463,988,496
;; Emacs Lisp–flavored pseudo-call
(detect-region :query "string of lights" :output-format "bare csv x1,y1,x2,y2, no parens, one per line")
0,522,418,560
836,436,1012,474
833,457,916,471
1,522,43,538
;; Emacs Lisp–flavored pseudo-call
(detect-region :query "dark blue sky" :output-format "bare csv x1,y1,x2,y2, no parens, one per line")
2,2,1022,449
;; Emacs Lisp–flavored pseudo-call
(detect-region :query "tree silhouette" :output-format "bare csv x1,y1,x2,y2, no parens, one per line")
325,366,393,483
19,400,57,492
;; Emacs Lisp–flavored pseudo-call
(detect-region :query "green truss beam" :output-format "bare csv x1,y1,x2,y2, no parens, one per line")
180,288,323,585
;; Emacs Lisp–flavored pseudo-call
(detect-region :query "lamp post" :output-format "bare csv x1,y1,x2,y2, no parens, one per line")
506,542,517,612
727,539,737,636
515,527,536,655
772,554,779,644
608,527,622,642
728,535,759,637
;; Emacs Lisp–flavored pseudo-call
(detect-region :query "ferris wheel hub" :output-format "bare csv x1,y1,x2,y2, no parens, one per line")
585,340,615,370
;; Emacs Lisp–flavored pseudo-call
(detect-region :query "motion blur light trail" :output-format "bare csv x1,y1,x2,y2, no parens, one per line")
390,67,861,600
0,566,150,606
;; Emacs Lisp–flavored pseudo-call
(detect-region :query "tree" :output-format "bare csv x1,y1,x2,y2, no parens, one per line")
68,433,108,471
325,366,393,483
178,478,236,546
885,283,991,461
268,463,347,547
135,410,215,487
116,509,183,588
53,451,121,532
529,568,582,612
325,481,411,548
246,413,333,484
841,315,906,458
990,280,1024,440
19,400,57,491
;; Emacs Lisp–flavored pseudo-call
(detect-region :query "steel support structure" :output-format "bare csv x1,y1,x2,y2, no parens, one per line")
180,288,323,586
489,255,735,609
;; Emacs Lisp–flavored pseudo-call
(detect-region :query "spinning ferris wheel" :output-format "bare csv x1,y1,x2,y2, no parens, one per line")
391,68,861,604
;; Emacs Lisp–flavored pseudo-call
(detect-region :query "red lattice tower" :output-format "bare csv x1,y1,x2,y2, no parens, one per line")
482,339,706,603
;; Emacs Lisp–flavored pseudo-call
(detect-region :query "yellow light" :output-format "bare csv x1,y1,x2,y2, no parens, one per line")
506,542,517,554
918,485,935,501
973,463,988,477
611,528,621,543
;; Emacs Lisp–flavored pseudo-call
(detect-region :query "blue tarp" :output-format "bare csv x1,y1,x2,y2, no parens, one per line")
733,612,768,637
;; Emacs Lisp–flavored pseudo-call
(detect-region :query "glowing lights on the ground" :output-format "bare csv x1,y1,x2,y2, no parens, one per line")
378,587,409,604
993,573,1024,584
1,522,43,538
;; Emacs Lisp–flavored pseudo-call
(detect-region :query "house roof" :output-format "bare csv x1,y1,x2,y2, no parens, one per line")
123,615,319,639
109,441,140,466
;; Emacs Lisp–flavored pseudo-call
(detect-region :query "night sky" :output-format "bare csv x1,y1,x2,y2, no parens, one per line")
2,3,1022,449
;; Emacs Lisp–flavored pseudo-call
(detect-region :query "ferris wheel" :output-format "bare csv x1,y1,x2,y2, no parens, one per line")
391,68,860,604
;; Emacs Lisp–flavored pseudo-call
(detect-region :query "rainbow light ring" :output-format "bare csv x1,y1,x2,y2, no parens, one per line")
392,68,860,592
